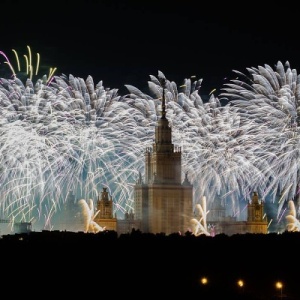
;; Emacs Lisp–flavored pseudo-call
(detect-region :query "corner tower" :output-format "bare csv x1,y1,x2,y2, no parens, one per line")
94,187,117,231
134,78,193,235
246,191,268,234
247,191,264,222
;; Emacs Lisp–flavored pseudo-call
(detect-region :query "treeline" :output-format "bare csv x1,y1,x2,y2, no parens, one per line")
1,230,299,299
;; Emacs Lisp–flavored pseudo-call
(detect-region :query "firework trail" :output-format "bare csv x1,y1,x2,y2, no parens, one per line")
0,46,57,84
220,61,300,218
124,71,269,215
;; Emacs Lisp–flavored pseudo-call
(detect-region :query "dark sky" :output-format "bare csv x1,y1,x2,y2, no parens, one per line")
1,0,299,96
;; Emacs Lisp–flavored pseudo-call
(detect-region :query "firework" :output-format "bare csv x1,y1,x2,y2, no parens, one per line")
0,72,151,229
78,199,105,233
0,66,279,230
0,46,57,84
221,61,300,217
285,200,300,232
124,71,269,215
190,196,210,236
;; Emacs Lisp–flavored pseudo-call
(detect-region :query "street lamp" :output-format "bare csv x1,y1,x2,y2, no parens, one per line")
200,277,208,285
237,279,244,288
276,281,283,299
237,279,244,294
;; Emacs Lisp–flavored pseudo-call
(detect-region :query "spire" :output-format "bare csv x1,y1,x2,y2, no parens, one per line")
153,77,173,150
160,78,166,119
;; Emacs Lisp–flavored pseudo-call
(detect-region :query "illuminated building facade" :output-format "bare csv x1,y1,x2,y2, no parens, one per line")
207,191,268,235
133,79,193,235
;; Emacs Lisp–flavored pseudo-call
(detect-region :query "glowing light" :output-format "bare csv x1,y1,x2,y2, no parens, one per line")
276,281,283,299
237,279,244,287
276,281,283,289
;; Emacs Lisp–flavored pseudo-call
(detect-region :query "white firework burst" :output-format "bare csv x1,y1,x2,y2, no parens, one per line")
221,61,300,218
0,73,150,228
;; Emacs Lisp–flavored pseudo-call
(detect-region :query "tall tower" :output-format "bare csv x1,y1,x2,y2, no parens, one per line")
134,79,193,235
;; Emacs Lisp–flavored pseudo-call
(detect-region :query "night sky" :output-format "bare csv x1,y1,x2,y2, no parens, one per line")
2,3,300,296
1,0,300,96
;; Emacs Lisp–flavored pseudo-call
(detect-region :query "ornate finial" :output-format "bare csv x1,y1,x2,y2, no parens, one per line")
252,191,259,204
183,171,191,185
138,171,143,184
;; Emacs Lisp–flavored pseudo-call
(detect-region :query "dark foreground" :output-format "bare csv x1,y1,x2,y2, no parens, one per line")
1,230,299,299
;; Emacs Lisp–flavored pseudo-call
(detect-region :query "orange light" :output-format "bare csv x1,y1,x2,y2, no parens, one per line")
237,280,244,287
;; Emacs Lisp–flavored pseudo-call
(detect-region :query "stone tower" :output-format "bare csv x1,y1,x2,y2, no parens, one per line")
245,191,268,234
134,78,193,235
247,191,264,222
